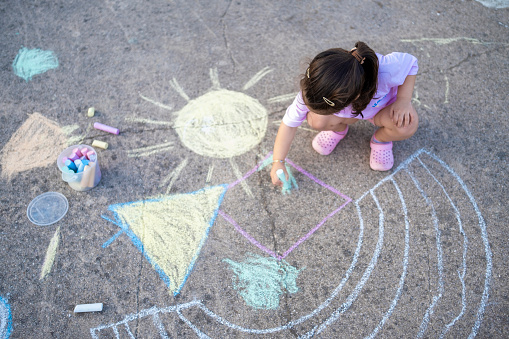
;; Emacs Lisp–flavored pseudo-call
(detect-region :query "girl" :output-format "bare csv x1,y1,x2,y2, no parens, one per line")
271,41,419,186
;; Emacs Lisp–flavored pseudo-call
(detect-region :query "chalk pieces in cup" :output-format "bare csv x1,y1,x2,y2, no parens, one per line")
57,144,101,192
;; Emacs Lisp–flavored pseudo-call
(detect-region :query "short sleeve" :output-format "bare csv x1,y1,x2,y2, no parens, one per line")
378,52,418,89
282,91,309,127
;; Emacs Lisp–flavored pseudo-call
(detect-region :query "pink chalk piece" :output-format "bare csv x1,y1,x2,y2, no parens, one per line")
68,152,79,161
87,151,96,161
73,148,83,157
80,147,89,156
94,122,119,135
61,156,69,164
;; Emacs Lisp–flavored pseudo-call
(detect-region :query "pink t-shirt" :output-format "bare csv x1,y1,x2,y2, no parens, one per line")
282,52,418,127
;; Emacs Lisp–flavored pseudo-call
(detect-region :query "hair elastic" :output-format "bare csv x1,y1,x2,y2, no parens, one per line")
350,47,365,64
306,67,310,78
323,97,335,106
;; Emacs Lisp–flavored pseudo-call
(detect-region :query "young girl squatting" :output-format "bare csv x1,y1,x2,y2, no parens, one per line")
271,41,419,186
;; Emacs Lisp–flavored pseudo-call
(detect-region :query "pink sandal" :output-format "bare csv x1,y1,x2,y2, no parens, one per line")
370,137,394,171
312,126,348,155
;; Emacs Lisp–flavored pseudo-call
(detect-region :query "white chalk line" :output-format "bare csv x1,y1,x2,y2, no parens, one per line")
229,158,254,199
422,151,492,339
365,178,410,339
406,165,445,338
416,156,469,338
160,158,188,194
90,149,491,338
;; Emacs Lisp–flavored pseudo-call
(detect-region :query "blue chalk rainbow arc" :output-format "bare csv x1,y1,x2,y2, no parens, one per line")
91,149,492,338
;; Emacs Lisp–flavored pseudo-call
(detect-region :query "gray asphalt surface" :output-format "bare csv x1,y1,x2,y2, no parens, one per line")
0,0,508,338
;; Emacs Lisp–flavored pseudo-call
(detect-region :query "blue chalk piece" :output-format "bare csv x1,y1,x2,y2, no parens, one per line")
77,162,85,173
276,169,292,195
81,159,90,166
65,159,77,172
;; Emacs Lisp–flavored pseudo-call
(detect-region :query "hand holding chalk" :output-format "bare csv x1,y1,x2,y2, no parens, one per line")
276,169,292,194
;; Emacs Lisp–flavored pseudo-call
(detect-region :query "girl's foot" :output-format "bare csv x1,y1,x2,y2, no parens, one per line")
312,126,348,155
370,134,393,171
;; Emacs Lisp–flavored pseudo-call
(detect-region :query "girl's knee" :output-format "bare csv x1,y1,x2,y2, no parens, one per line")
306,113,331,130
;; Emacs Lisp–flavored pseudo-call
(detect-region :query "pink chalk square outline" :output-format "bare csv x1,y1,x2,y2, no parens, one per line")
219,152,352,260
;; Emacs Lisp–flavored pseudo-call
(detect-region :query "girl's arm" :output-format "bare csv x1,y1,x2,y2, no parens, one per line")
390,74,416,127
271,122,298,186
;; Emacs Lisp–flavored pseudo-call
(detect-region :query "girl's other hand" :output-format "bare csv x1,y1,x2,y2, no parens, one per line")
270,163,288,187
389,99,416,128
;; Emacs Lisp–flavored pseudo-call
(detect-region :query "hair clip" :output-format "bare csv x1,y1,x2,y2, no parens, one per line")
350,48,365,65
306,67,310,78
323,97,335,107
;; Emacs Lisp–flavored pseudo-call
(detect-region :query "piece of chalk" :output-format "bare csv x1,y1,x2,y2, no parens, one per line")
87,151,97,161
81,165,92,187
61,157,69,164
87,107,95,117
94,122,119,135
74,159,82,167
72,148,83,157
73,303,103,313
87,161,97,187
276,169,292,194
80,147,89,156
68,152,79,161
65,159,77,172
92,140,108,149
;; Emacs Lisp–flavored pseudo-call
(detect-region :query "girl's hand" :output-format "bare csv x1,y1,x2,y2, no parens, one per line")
270,162,288,187
389,99,416,128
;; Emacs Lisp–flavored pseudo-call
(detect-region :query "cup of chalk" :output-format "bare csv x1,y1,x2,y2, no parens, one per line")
57,144,101,191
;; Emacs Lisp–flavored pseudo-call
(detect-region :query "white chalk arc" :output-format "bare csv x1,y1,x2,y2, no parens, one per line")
90,149,492,338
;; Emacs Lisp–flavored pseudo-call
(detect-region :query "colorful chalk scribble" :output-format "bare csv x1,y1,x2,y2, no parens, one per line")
40,226,60,280
102,185,228,295
223,253,302,310
220,152,352,260
0,295,12,339
12,47,58,81
0,113,80,180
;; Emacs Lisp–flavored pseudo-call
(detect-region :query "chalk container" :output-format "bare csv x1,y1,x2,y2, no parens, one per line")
57,144,101,191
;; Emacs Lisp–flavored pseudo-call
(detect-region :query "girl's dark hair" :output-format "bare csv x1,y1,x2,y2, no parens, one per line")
300,41,378,117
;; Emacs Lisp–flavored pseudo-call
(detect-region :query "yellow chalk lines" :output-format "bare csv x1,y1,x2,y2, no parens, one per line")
40,226,60,280
127,142,174,158
229,158,254,198
170,78,190,102
401,37,509,46
210,68,221,90
243,66,273,91
267,92,298,104
160,158,188,194
206,165,214,183
139,93,173,111
125,117,173,126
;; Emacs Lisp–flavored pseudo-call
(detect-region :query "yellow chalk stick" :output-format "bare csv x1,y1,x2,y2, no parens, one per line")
87,107,95,117
92,140,108,149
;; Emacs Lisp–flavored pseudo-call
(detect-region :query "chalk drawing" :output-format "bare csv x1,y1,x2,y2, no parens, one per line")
444,74,450,104
12,47,58,81
475,0,509,8
159,158,188,194
39,226,60,280
139,93,174,111
400,37,509,46
242,66,272,91
223,253,302,310
91,149,491,338
267,92,298,104
127,142,174,158
137,68,269,159
0,113,77,180
0,295,12,339
102,185,228,295
206,165,214,183
220,152,352,260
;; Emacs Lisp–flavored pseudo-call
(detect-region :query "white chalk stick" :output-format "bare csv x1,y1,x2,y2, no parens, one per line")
74,303,103,313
